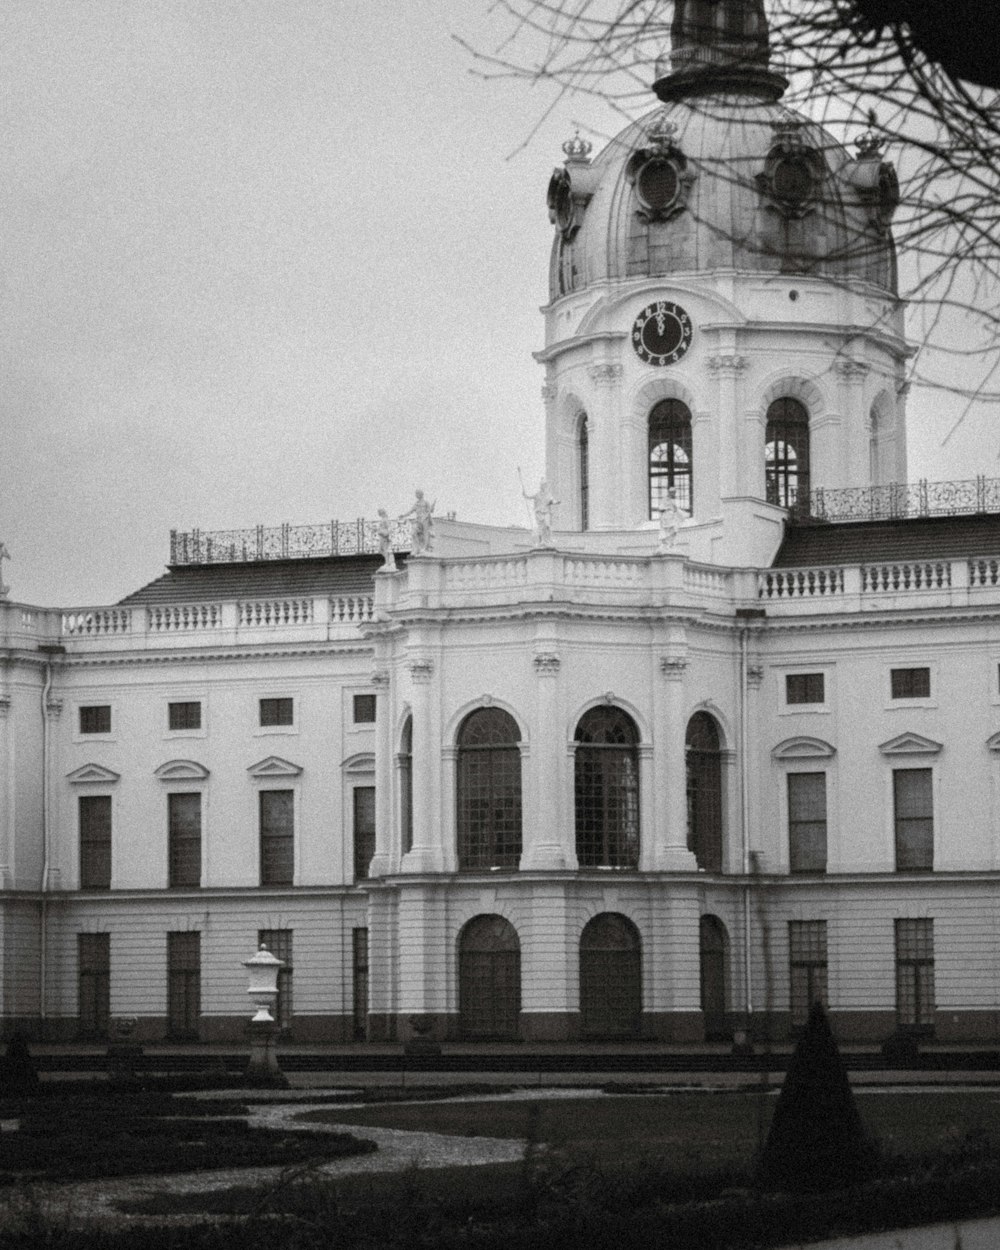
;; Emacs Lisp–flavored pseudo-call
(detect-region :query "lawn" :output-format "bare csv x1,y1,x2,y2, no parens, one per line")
297,1087,1000,1171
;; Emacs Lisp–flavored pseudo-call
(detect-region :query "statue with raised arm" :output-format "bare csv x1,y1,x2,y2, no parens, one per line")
523,478,560,547
400,489,435,556
657,488,690,552
0,542,9,599
376,509,397,571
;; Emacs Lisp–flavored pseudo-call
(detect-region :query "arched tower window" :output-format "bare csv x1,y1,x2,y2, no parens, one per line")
458,915,521,1040
765,397,810,510
399,716,413,855
456,708,522,870
649,399,693,518
579,913,642,1038
578,414,590,530
574,706,640,868
687,712,723,872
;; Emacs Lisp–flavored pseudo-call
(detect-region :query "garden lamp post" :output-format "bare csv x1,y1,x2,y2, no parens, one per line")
242,943,288,1087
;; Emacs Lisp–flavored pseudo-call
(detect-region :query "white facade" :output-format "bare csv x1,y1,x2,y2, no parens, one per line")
3,1,1000,1045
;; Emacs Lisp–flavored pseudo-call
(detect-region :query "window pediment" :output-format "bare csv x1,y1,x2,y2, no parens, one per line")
772,736,836,760
343,752,375,775
247,755,303,778
67,763,121,785
154,759,210,781
878,732,942,757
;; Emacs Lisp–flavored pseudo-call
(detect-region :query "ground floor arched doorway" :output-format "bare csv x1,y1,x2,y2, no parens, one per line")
458,914,521,1040
579,912,642,1039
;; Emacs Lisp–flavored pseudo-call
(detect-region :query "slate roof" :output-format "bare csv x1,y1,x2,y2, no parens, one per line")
772,513,1000,568
118,555,387,605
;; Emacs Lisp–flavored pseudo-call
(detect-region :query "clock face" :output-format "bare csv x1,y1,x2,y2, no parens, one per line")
631,301,694,366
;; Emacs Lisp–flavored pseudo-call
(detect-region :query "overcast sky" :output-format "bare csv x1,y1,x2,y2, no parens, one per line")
1,1,991,607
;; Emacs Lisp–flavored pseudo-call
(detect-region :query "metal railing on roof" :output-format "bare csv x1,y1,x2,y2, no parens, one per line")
804,476,1000,524
169,519,410,566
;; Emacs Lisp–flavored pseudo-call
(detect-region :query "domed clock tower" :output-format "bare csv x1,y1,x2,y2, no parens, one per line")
539,0,908,566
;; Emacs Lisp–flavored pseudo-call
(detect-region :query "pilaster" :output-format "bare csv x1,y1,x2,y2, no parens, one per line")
368,668,393,878
399,659,443,873
522,649,569,869
654,648,698,870
708,353,748,503
586,362,624,529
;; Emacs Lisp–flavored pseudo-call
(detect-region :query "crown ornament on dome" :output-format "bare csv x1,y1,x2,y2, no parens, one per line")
855,129,886,159
562,130,593,164
644,110,680,154
769,111,808,151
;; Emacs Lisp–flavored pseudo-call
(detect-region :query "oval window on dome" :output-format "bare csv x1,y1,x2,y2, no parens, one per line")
772,155,815,204
636,157,680,214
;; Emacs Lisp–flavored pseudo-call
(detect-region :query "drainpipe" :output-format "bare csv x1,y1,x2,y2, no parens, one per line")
735,610,765,1029
37,644,64,1037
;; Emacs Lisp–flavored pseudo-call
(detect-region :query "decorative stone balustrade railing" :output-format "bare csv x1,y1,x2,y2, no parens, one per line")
758,555,1000,608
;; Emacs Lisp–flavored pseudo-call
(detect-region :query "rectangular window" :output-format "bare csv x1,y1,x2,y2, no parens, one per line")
894,768,933,871
895,918,934,1031
78,933,110,1038
352,927,369,1041
168,701,201,731
259,697,293,727
353,694,376,724
259,789,294,885
789,920,828,1029
891,667,930,699
788,772,827,872
353,785,376,880
786,673,824,705
79,795,111,889
79,704,111,734
167,931,200,1039
168,793,201,888
258,928,293,1031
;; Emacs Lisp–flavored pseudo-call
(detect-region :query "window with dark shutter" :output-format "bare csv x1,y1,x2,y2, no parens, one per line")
167,931,200,1038
894,768,933,870
79,705,111,734
258,928,293,1030
79,795,111,889
78,933,110,1038
353,694,376,724
259,789,294,885
895,918,934,1031
789,920,828,1029
168,701,201,731
168,792,201,887
891,667,930,699
786,672,824,704
259,697,293,727
353,786,376,880
788,772,827,871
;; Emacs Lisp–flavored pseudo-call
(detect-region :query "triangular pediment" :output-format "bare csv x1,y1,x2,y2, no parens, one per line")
154,759,210,781
772,736,836,761
66,763,121,785
247,755,303,778
986,731,1000,753
878,732,942,757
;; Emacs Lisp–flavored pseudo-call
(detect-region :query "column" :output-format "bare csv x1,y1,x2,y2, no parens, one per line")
708,353,748,502
399,659,443,873
833,358,871,488
585,362,624,529
654,650,698,870
0,693,11,888
368,668,393,878
522,650,568,869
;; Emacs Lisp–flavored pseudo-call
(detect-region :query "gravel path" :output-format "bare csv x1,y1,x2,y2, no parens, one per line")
0,1098,527,1231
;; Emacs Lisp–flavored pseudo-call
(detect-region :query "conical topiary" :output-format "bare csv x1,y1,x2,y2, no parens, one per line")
757,1001,876,1193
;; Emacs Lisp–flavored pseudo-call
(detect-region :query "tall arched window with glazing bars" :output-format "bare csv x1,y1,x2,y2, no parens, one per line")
648,399,693,517
578,413,590,530
574,706,640,868
686,711,723,872
765,397,810,511
456,708,522,870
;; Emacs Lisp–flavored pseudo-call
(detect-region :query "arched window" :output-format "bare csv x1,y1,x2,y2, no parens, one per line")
765,397,810,510
458,914,520,1040
399,716,413,855
699,914,729,1039
580,913,642,1038
687,712,723,872
649,399,693,518
578,414,590,530
456,708,522,870
574,706,640,868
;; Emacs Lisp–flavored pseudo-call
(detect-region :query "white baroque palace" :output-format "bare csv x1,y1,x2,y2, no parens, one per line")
4,1,1000,1046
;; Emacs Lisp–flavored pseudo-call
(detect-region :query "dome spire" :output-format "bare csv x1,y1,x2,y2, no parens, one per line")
653,0,787,102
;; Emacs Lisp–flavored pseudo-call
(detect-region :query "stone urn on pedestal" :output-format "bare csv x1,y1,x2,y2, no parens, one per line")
242,944,289,1088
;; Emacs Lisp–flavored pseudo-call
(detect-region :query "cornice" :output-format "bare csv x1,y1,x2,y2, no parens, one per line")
759,606,1000,635
49,642,375,669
